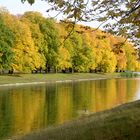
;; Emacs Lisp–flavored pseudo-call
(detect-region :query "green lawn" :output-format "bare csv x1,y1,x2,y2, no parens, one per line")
14,100,140,140
0,73,120,85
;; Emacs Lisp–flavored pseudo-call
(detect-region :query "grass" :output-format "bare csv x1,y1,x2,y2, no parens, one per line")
13,100,140,140
120,71,140,77
0,73,120,85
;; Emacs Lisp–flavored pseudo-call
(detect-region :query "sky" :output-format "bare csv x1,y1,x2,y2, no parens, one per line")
0,0,101,28
0,0,50,17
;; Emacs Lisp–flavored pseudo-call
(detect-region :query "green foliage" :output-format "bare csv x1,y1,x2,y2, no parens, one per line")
120,71,140,78
0,8,139,73
21,12,47,69
0,19,14,70
39,18,60,71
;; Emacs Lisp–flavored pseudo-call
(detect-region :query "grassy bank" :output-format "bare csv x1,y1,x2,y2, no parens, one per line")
0,73,120,85
120,71,140,77
14,100,140,140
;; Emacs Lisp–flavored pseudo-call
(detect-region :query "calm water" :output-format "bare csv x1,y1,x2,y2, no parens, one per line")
1,78,140,139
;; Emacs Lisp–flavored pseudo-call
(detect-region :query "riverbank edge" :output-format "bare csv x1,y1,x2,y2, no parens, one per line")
0,73,120,87
0,77,108,87
14,99,140,140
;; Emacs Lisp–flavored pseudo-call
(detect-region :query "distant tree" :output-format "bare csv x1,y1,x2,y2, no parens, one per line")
42,19,60,72
68,32,82,72
81,32,96,72
99,49,117,73
1,6,139,74
112,43,127,72
22,12,60,73
11,17,42,72
56,23,72,72
21,0,140,45
0,18,14,71
57,46,71,71
124,43,139,71
69,31,95,72
21,12,48,71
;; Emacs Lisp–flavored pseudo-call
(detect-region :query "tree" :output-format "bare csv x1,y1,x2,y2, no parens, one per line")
80,31,96,72
55,23,72,72
0,18,14,72
57,46,71,71
11,17,42,72
68,29,95,72
1,6,139,74
21,0,140,45
112,43,127,72
0,9,43,73
92,0,140,45
68,31,83,72
21,12,48,71
22,12,60,73
99,49,117,73
124,43,139,71
41,19,60,72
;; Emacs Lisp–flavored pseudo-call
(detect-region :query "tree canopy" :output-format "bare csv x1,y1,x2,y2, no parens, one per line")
0,17,14,71
0,8,139,73
21,0,140,46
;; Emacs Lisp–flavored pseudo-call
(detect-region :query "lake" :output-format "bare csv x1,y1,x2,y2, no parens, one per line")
0,78,140,139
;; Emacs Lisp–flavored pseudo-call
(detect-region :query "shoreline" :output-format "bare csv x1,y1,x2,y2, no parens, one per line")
0,77,107,87
0,73,119,87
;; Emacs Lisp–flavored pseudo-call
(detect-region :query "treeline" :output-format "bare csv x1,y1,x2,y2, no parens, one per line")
0,9,140,74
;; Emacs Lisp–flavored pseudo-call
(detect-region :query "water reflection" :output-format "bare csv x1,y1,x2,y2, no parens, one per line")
0,78,140,139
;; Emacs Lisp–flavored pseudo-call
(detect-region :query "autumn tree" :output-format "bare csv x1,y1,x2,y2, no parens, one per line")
57,46,71,71
80,31,96,72
0,18,14,72
42,19,60,73
98,49,117,73
22,12,60,73
0,9,43,73
1,7,139,74
55,23,72,72
21,12,48,72
11,18,42,72
124,43,139,71
21,0,140,45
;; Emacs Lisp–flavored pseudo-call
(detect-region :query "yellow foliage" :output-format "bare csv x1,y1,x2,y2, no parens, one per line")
58,47,71,70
